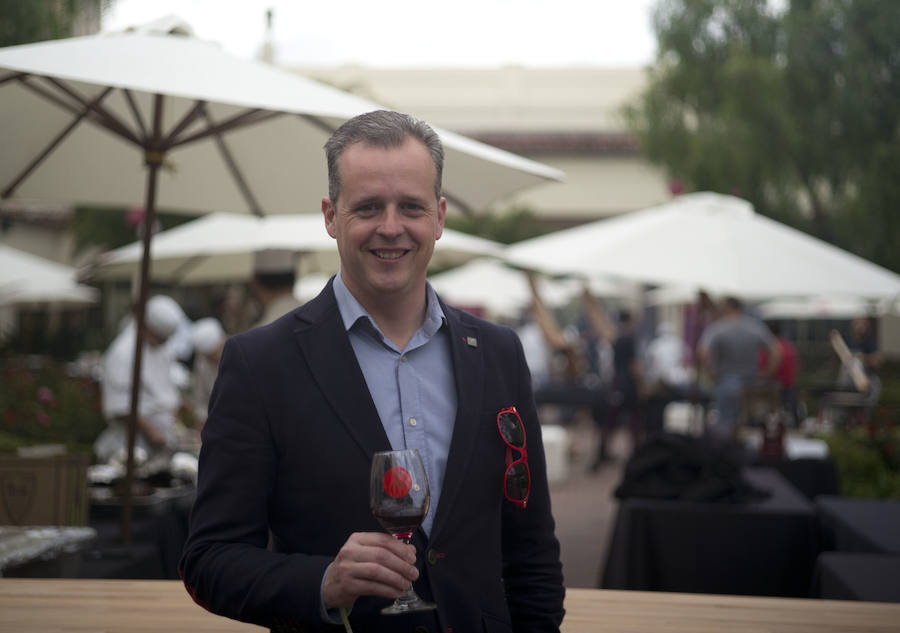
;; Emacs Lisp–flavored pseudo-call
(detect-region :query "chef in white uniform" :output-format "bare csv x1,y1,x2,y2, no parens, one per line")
94,295,184,464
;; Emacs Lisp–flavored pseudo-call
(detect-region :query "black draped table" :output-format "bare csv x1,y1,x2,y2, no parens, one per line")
815,496,900,554
602,467,818,597
812,553,900,602
811,496,900,602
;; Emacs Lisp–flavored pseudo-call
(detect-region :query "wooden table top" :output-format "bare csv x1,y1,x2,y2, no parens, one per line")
2,579,899,632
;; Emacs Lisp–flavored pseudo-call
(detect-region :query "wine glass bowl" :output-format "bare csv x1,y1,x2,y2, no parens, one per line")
370,449,437,614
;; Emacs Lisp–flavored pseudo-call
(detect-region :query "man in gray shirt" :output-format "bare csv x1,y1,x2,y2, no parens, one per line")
698,296,780,439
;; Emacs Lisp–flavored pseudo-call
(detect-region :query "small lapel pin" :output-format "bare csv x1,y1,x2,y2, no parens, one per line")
465,336,478,348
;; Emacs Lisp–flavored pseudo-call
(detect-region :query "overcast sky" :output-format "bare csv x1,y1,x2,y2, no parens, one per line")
102,0,658,68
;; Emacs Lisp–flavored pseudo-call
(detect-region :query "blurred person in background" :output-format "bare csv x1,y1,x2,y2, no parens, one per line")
760,321,799,425
188,317,226,429
698,296,780,441
593,309,644,469
835,316,882,409
642,321,692,437
249,248,302,328
94,295,185,464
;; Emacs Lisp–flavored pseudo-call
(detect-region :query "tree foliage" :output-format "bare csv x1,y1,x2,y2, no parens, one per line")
0,0,115,48
627,0,900,273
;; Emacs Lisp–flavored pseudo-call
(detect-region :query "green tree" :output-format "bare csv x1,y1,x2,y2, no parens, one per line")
627,0,900,272
0,0,115,47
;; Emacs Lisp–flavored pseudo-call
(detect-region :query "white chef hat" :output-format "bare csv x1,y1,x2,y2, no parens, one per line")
191,317,225,355
145,295,184,339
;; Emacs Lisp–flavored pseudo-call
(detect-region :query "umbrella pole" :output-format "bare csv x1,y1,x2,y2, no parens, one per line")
121,96,164,544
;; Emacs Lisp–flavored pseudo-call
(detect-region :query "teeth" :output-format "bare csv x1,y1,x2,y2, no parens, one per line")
374,250,405,260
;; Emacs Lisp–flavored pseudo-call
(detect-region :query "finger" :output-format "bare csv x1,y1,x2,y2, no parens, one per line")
343,532,417,565
323,556,414,608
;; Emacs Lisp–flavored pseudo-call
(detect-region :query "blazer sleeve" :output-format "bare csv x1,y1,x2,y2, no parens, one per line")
500,328,566,632
179,334,332,630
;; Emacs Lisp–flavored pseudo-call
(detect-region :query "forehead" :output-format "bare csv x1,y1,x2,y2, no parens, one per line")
339,138,434,186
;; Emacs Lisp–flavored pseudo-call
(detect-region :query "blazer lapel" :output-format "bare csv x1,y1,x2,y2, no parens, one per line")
291,281,391,461
430,305,484,543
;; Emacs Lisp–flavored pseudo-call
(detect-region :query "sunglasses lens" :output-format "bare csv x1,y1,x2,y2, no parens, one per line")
498,412,525,448
505,461,530,501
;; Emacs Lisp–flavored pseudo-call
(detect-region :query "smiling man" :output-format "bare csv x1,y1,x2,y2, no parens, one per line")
181,110,565,633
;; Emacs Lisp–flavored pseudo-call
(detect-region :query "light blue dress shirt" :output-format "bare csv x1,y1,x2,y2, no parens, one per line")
333,272,457,537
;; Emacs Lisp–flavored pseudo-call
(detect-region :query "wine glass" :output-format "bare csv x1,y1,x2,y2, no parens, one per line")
369,448,437,614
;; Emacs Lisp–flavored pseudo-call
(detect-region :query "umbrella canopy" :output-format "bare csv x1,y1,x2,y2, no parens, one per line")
89,212,507,283
0,18,563,217
505,192,900,300
756,295,874,320
429,257,629,321
0,17,562,540
0,244,98,306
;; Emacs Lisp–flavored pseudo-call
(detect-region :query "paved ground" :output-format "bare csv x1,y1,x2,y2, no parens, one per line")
545,416,632,589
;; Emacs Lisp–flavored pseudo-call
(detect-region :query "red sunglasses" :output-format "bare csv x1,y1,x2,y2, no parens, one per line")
496,406,530,509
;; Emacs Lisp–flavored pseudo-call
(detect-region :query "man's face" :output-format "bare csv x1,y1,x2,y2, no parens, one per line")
322,137,446,306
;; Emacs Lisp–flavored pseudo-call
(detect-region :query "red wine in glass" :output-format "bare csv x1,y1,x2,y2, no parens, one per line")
369,449,437,614
372,509,427,541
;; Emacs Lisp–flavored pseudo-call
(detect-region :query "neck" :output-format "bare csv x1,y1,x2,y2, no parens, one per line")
356,286,429,350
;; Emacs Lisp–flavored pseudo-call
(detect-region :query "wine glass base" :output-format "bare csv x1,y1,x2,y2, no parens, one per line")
381,599,437,615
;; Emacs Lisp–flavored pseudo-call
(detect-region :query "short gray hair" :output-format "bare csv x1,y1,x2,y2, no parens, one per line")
324,110,444,203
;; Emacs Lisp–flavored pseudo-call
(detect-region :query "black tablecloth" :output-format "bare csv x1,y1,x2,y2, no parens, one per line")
812,552,900,602
83,485,195,579
755,456,840,501
601,467,818,597
816,496,900,554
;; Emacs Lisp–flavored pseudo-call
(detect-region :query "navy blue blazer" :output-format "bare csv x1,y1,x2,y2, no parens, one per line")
180,278,565,632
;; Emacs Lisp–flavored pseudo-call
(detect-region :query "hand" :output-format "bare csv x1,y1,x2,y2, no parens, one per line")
322,532,418,610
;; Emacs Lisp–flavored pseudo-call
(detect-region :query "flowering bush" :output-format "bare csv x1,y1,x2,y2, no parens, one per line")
0,356,105,455
824,410,900,499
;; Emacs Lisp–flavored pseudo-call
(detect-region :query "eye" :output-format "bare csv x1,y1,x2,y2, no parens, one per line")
354,202,379,215
400,201,426,214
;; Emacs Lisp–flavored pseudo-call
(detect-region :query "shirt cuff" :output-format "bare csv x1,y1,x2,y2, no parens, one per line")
319,562,344,625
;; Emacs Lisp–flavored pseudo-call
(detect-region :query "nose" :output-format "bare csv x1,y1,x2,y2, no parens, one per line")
377,205,404,238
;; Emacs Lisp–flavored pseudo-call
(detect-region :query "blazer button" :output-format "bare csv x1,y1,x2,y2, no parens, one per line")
414,627,429,633
427,548,438,565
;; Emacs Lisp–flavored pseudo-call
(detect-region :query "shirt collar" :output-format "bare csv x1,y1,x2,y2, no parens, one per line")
333,271,447,337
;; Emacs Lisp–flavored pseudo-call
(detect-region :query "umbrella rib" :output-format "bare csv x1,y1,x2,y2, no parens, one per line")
168,108,284,148
199,104,264,217
43,77,142,146
0,71,26,87
17,75,141,146
2,85,114,199
161,99,209,148
121,89,148,140
167,254,209,282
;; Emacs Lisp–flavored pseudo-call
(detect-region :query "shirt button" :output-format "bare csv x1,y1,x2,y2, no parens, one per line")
400,355,407,363
409,418,417,427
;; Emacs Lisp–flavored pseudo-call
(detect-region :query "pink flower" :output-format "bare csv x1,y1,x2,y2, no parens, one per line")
37,386,54,404
36,411,51,427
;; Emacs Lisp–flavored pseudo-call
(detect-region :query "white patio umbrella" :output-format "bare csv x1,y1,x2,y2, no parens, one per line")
429,258,629,321
89,212,507,284
756,295,873,320
0,244,98,306
0,17,562,538
505,192,900,300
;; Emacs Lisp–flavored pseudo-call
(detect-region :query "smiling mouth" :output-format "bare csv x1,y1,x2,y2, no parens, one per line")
372,249,409,260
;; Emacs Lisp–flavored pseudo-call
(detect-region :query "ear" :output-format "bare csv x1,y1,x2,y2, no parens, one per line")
434,197,447,240
322,197,337,238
